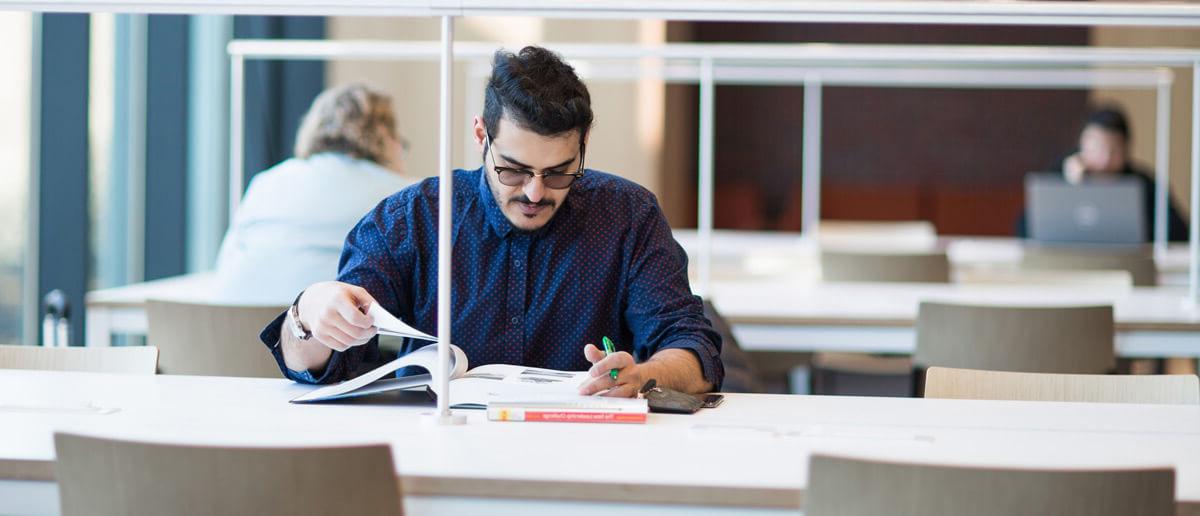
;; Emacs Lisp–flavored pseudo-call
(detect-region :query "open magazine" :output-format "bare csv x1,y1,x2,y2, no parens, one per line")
290,303,592,408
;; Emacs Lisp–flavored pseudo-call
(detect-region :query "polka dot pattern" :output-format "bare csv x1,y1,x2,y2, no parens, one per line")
261,167,724,388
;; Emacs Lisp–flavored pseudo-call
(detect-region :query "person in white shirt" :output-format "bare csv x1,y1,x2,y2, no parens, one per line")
212,83,416,304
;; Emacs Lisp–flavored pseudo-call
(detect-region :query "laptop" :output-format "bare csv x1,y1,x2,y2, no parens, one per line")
1025,172,1146,245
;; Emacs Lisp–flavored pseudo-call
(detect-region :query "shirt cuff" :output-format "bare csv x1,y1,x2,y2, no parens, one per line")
658,337,725,392
286,368,318,383
259,309,341,384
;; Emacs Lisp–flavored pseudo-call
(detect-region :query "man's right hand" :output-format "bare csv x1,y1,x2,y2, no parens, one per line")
282,281,378,372
1063,153,1086,185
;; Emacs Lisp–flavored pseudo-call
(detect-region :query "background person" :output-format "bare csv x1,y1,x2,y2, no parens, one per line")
213,83,417,304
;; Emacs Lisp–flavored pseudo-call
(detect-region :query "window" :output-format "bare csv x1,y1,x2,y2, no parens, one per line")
0,12,33,345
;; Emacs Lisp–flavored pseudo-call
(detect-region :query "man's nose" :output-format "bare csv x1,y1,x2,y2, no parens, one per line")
524,175,545,203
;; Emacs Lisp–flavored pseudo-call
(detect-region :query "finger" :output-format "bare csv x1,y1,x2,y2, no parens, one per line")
318,336,350,353
588,352,634,377
330,316,377,342
336,293,374,329
577,373,617,396
598,383,639,398
316,325,357,351
347,285,378,311
582,343,605,363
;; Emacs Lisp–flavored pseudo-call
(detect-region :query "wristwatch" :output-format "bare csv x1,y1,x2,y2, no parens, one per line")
289,291,312,341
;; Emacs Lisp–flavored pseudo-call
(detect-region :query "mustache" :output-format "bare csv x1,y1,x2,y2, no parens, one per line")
507,195,556,209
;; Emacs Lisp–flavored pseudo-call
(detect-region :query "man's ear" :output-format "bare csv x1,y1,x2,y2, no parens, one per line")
473,116,487,149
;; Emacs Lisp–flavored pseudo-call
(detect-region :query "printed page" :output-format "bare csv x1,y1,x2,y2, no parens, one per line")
449,364,590,408
291,343,466,403
368,303,436,341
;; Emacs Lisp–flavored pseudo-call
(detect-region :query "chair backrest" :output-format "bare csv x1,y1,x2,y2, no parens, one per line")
702,300,763,393
925,367,1200,404
1021,246,1158,286
146,300,286,377
54,432,402,516
955,268,1133,288
820,251,950,283
816,220,937,247
0,344,157,374
805,454,1175,516
914,302,1114,374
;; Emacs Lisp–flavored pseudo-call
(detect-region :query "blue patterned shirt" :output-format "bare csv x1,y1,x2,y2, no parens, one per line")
260,167,724,389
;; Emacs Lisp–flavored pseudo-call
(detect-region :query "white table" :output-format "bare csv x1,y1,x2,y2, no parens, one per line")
714,279,1200,358
673,230,1196,285
85,272,216,347
2,369,1199,515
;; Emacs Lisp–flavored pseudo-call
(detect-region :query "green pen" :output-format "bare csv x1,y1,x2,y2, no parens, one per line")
601,336,619,381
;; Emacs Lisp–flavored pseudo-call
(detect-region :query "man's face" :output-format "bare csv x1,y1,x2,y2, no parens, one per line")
474,116,583,232
1078,125,1129,177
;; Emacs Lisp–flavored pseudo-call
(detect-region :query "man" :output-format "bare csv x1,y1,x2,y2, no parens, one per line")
260,46,723,397
1017,106,1189,241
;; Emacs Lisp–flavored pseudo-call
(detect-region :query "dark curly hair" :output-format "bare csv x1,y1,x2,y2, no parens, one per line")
483,46,593,140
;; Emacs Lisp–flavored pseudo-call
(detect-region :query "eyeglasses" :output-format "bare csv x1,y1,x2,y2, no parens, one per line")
484,130,585,190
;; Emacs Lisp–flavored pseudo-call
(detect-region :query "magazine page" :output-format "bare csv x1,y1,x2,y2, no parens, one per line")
448,364,589,409
291,343,467,403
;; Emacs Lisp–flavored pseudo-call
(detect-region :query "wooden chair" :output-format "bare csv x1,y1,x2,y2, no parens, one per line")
820,250,950,283
915,302,1115,375
813,250,949,396
805,454,1175,516
815,220,938,249
924,367,1200,405
1021,246,1158,286
0,344,157,374
54,432,402,516
146,300,286,377
956,268,1133,288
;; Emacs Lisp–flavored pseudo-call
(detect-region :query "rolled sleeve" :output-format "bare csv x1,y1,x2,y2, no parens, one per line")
624,199,725,390
658,335,725,391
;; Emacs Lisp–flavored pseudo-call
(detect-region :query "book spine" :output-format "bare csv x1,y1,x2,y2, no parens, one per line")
489,408,647,424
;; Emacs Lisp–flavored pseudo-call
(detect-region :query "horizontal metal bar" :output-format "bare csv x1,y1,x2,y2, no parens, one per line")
228,39,1200,66
10,1,1200,27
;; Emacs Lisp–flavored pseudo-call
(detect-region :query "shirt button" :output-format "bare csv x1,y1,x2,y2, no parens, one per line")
514,259,521,267
510,316,520,325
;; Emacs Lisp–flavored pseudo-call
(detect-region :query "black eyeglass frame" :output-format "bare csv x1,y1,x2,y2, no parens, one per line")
483,128,586,190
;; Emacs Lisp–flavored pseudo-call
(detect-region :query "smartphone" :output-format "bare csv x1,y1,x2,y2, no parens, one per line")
702,394,725,409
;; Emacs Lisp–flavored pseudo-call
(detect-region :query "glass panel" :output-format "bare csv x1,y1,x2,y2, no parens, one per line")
0,12,33,345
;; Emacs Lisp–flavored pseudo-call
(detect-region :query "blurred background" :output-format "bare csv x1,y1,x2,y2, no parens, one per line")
0,13,1196,347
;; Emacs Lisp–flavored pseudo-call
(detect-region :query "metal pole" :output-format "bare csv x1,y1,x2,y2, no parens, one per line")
697,57,715,299
801,75,823,235
1190,62,1199,304
1155,75,1171,261
228,53,244,223
433,15,465,424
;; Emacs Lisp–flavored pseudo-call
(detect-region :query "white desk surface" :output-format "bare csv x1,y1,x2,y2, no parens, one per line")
711,280,1200,331
86,271,217,308
3,369,1200,515
673,230,1194,282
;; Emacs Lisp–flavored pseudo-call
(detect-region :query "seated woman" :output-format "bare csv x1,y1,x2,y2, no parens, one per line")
1016,105,1189,242
213,83,417,304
